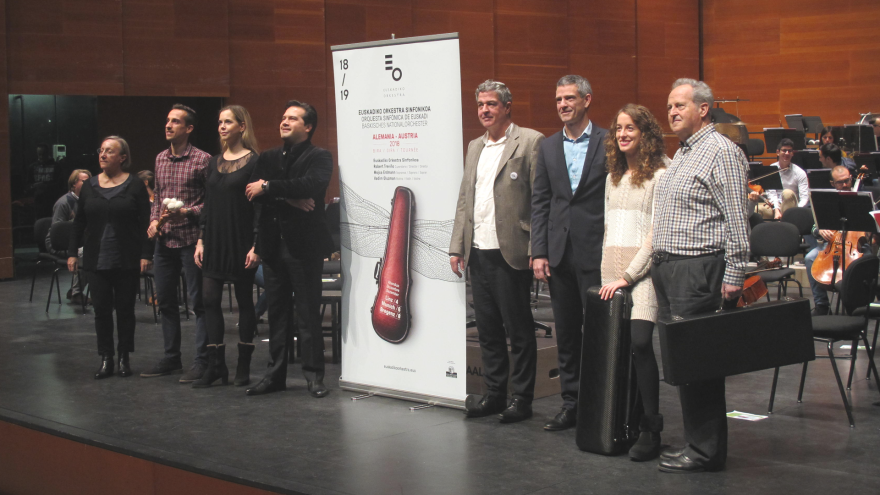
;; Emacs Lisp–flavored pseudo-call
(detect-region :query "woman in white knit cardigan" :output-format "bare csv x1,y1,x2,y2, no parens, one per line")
598,103,668,462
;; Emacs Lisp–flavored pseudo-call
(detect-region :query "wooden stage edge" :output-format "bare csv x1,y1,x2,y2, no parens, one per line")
0,413,289,495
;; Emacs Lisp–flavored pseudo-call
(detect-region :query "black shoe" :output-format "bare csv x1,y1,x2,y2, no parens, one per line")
70,293,91,305
659,454,714,474
811,305,830,316
140,358,183,377
246,377,286,396
629,414,663,461
308,379,329,398
234,342,255,387
95,355,114,379
499,398,532,424
661,445,686,460
117,352,132,378
179,362,207,383
192,345,228,388
465,394,506,418
544,407,576,431
66,288,73,300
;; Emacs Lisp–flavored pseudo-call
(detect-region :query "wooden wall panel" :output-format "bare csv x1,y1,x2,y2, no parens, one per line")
0,0,10,279
703,0,880,136
6,0,125,95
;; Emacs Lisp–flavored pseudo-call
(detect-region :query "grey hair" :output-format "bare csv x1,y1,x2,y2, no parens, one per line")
102,135,132,171
475,80,512,105
556,75,592,98
672,78,714,108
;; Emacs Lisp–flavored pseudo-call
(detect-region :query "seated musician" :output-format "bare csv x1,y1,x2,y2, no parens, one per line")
803,166,871,315
748,138,808,219
820,127,856,170
819,143,859,179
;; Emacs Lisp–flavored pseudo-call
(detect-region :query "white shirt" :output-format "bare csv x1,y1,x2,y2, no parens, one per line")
472,125,511,249
767,162,809,209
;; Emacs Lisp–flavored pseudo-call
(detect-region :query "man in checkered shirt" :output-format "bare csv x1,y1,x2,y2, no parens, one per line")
652,79,750,474
141,104,211,383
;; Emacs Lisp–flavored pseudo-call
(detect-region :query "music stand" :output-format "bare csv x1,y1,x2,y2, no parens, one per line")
793,150,822,170
853,153,879,177
809,189,876,284
842,124,877,152
803,116,824,134
808,169,833,189
785,114,806,132
749,165,784,190
764,128,807,151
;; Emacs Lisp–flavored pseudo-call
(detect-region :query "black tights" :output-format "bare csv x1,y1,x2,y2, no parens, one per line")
203,275,256,345
631,319,659,416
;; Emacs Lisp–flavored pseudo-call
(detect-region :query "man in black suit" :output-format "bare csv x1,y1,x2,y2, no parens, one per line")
244,100,335,398
531,75,608,431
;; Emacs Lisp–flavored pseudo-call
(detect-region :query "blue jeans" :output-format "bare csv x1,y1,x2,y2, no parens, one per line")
254,264,268,319
153,242,208,366
804,245,829,308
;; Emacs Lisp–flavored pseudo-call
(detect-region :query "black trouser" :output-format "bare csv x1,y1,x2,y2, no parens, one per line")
89,268,139,357
469,248,537,402
547,242,601,411
262,243,325,383
652,252,727,469
202,272,257,345
631,319,659,417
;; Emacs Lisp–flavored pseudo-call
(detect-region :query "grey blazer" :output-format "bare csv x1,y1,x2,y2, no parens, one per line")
449,123,545,271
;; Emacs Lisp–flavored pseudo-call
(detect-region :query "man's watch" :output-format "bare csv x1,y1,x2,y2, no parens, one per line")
261,181,268,192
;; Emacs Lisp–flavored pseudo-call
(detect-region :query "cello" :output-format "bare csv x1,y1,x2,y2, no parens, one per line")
810,230,868,286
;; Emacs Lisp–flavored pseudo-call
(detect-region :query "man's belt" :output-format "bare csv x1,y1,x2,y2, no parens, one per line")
652,250,724,265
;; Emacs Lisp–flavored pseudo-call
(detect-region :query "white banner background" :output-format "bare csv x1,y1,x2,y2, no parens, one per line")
332,35,466,404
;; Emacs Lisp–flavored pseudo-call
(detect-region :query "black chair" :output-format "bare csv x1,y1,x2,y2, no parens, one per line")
44,221,75,312
747,138,765,161
142,270,159,324
321,259,342,363
325,202,341,253
748,212,764,230
780,207,814,257
769,255,880,427
29,217,56,303
750,222,804,300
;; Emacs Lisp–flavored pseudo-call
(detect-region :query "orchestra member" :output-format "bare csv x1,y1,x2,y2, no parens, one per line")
50,169,91,305
820,127,856,170
598,104,667,461
244,100,334,398
532,75,608,431
804,166,859,316
68,137,152,379
652,78,749,473
192,105,261,388
749,138,808,219
141,105,211,383
450,80,544,423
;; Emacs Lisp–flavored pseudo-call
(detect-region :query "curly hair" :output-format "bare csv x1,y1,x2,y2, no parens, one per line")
605,104,667,188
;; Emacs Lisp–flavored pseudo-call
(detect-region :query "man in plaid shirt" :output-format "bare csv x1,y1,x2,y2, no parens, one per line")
652,78,749,474
141,104,211,382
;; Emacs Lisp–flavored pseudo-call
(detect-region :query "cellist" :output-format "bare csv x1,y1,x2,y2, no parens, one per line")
803,166,871,315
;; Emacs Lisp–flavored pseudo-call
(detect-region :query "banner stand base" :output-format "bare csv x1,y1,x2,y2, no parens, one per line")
340,379,465,411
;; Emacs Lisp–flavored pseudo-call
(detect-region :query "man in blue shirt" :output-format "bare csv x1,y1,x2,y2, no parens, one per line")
532,75,609,431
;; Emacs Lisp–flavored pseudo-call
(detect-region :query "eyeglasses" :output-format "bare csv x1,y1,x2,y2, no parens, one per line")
97,148,118,155
778,149,794,154
830,178,852,186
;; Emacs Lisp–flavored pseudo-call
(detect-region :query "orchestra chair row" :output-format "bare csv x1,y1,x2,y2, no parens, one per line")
29,219,89,314
768,254,880,427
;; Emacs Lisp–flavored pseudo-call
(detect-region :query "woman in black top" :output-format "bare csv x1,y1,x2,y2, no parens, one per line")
68,136,153,379
192,105,261,387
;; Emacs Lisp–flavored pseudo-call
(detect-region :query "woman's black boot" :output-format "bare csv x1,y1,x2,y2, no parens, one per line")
118,352,132,377
629,414,663,461
192,344,228,388
234,342,255,386
95,355,114,380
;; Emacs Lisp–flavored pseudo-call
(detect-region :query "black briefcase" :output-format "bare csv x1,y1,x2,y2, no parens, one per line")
657,297,815,386
576,287,640,456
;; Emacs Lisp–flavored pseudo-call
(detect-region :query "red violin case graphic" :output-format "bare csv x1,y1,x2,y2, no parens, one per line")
340,182,460,344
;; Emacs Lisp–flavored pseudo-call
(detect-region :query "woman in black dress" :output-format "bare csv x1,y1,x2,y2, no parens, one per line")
68,136,153,379
193,105,261,388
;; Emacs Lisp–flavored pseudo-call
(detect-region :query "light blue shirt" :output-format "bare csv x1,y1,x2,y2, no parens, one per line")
562,121,592,193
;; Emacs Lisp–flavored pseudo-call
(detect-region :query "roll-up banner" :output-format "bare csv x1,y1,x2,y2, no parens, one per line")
331,33,466,409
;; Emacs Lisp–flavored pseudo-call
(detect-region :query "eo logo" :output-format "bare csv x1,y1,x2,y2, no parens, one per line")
385,54,402,81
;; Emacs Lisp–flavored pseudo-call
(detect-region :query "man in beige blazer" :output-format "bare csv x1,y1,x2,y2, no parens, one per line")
449,80,545,424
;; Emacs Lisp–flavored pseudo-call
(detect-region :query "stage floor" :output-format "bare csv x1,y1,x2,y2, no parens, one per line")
3,265,880,494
